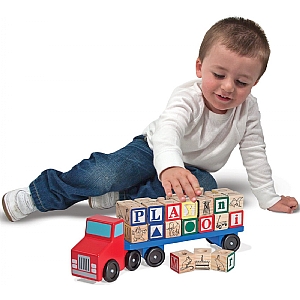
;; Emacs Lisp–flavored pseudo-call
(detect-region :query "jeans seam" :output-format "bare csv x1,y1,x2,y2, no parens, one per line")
32,181,48,211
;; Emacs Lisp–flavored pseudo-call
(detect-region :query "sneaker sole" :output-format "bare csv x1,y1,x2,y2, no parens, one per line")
2,194,14,222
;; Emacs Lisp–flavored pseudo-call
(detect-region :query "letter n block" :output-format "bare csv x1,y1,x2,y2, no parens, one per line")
211,250,235,272
170,250,195,274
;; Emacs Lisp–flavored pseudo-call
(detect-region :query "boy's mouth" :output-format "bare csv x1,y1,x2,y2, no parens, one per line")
216,93,232,101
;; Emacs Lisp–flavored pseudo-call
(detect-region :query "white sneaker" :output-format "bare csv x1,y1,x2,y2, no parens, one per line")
88,192,119,209
2,187,37,222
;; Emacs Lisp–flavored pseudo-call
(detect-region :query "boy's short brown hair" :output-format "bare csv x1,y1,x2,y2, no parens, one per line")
198,17,270,79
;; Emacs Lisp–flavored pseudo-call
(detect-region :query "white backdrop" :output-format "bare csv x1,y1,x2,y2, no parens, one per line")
0,1,299,299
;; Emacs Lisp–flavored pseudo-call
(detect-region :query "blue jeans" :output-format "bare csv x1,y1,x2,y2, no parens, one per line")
29,135,217,212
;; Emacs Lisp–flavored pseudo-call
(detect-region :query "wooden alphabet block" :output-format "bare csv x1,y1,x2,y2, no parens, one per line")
124,223,148,243
214,213,229,230
181,200,198,219
182,218,198,235
157,198,182,221
148,223,164,240
116,200,147,226
194,248,212,270
140,200,165,224
170,250,195,274
198,215,215,233
205,191,229,214
229,210,244,228
227,191,244,212
197,195,214,216
211,249,235,272
165,220,181,238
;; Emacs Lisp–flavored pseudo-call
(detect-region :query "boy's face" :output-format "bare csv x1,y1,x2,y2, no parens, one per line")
196,43,262,114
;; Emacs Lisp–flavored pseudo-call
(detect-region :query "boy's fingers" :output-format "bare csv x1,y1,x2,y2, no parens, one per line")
162,181,173,198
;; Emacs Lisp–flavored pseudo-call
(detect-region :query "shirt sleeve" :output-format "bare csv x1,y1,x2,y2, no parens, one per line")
239,98,281,209
147,86,204,179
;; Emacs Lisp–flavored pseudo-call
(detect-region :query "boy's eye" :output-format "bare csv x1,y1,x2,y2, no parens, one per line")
236,80,247,87
213,73,225,79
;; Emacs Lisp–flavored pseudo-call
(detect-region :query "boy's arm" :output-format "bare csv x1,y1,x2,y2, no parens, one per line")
239,99,298,212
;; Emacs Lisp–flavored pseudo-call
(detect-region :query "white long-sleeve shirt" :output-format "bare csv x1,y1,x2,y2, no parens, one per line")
143,79,281,209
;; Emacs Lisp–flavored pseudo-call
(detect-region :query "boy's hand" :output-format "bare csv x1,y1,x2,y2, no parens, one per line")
160,166,202,202
268,196,298,213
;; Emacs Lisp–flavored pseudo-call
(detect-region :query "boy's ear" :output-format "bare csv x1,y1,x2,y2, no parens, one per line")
196,58,202,78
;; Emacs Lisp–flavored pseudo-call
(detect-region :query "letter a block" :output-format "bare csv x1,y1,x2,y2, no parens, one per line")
170,250,195,274
157,198,182,221
211,250,235,272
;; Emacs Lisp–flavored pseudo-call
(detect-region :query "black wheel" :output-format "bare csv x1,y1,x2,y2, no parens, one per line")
144,247,165,267
103,259,120,282
125,250,141,271
222,234,241,252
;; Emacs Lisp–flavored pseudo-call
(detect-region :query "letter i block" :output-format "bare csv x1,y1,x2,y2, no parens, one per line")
194,248,212,270
170,250,195,274
124,223,148,243
211,250,235,272
182,218,198,235
229,210,244,228
181,201,198,219
116,200,147,226
165,220,182,238
157,198,182,221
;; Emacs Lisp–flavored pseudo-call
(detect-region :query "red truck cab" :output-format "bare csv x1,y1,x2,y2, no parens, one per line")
71,215,127,282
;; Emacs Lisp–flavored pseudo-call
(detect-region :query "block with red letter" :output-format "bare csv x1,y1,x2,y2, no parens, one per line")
157,198,182,221
229,210,244,228
170,250,195,274
211,249,235,272
198,215,215,233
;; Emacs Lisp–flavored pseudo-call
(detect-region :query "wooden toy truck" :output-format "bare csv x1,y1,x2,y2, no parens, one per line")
71,188,244,282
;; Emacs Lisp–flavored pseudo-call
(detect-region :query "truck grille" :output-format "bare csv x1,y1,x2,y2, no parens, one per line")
78,255,90,272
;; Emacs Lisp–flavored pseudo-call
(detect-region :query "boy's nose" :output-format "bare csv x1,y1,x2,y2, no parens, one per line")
221,79,234,93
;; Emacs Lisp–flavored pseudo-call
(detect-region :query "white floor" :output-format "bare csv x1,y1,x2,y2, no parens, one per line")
1,1,299,299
